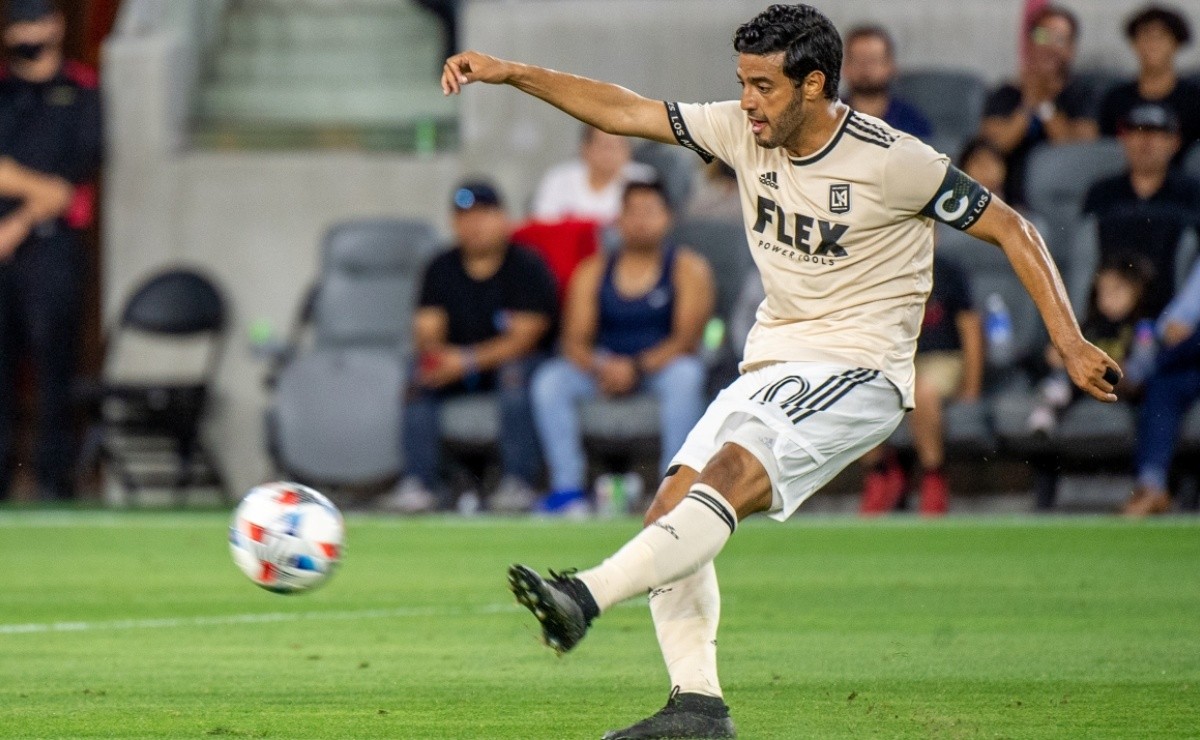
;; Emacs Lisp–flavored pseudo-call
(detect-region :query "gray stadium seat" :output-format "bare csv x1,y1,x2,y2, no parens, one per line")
634,141,699,214
1024,137,1125,265
893,69,987,154
270,350,405,484
266,218,438,487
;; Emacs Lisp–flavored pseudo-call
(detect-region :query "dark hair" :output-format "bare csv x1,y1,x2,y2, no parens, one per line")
844,24,895,60
957,137,1005,169
1028,5,1080,43
1090,253,1156,321
622,179,671,209
1125,4,1191,45
733,4,843,99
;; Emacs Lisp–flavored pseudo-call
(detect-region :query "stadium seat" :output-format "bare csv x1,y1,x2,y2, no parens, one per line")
1024,137,1125,266
265,218,438,488
893,69,987,154
634,141,700,214
76,268,230,505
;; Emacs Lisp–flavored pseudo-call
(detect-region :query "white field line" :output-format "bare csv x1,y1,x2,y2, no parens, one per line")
0,603,519,636
0,600,645,637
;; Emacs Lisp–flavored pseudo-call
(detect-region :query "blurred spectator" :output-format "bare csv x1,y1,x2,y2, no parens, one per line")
1027,256,1157,434
530,126,656,224
685,160,740,223
958,138,1009,200
981,5,1098,208
1083,102,1200,316
1098,5,1199,162
1125,254,1200,516
383,181,558,514
531,181,714,515
859,255,983,516
841,25,933,139
0,0,101,502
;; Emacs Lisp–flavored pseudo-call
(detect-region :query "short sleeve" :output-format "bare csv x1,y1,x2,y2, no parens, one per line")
664,101,744,166
503,248,558,317
418,254,450,308
939,259,972,316
882,137,952,214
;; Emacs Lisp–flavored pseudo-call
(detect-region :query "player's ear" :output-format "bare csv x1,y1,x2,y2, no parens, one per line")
799,70,826,100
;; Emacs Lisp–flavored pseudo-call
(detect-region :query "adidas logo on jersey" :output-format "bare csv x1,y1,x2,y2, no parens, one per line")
758,171,779,189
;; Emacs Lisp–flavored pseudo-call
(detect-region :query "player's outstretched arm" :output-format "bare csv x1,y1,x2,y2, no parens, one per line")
441,51,675,144
965,198,1122,403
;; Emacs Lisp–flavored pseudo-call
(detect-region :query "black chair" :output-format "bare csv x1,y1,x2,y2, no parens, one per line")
76,268,230,505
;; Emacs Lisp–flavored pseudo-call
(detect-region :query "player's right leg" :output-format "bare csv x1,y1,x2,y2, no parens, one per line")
507,449,766,655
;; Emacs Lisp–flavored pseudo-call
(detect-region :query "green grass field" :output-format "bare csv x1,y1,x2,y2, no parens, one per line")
2,512,1198,739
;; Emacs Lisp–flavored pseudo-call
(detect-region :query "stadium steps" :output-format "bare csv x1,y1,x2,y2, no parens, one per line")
193,0,454,151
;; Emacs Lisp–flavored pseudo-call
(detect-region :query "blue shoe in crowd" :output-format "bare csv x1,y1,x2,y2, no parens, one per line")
535,488,590,518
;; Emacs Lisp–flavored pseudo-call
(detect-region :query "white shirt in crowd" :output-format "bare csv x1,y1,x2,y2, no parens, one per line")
530,159,658,223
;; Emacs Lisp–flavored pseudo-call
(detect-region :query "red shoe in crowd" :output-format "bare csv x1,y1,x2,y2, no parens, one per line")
918,469,949,517
860,455,906,515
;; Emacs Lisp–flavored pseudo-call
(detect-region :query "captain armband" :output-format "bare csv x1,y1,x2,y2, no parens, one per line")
918,165,992,231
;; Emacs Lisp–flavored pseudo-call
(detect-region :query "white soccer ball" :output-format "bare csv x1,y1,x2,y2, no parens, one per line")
229,482,345,594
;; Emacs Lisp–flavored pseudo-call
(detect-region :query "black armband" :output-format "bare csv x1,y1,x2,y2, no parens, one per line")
664,101,715,164
919,165,992,231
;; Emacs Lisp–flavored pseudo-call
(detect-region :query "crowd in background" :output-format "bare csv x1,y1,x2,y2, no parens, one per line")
1,2,1198,518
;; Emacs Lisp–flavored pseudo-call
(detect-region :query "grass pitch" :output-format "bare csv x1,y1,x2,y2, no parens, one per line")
1,512,1198,739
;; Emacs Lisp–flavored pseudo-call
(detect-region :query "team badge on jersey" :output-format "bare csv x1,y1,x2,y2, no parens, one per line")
829,183,851,214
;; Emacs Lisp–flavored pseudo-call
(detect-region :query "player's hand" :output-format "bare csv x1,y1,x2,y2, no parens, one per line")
441,51,513,95
1060,338,1122,403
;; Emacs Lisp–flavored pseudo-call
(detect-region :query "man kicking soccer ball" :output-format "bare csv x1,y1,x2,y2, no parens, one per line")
442,5,1122,738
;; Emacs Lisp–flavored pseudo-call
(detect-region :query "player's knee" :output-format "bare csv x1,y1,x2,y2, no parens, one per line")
642,464,696,526
697,443,773,519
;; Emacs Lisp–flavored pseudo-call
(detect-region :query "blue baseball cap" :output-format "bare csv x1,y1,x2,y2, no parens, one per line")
1121,102,1181,134
452,181,504,211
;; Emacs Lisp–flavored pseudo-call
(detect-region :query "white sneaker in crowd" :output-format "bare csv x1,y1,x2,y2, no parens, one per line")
378,477,438,514
489,476,537,514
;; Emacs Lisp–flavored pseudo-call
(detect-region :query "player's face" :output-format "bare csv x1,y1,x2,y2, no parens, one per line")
1132,22,1179,73
736,52,806,151
843,36,894,96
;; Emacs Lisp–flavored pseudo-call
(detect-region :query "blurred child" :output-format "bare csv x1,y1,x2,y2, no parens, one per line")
1028,255,1156,432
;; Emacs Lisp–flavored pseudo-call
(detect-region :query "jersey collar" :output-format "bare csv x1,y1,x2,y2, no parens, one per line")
788,108,851,167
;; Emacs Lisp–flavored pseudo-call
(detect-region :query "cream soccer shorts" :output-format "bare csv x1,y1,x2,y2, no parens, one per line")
670,361,905,521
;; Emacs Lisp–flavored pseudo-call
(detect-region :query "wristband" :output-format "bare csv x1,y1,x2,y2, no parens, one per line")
463,347,479,378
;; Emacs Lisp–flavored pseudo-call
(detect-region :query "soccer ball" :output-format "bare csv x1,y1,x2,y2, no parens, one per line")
229,482,344,594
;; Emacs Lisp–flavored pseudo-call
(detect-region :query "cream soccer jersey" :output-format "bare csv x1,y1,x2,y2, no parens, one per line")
665,100,992,408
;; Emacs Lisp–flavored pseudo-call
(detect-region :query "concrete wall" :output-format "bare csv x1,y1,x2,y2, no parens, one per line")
103,0,1198,496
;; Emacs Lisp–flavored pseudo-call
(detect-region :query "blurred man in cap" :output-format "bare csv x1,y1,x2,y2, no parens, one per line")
382,181,558,514
1083,101,1200,317
0,0,103,501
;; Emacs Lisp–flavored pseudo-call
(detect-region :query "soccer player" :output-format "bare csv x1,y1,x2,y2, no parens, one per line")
442,5,1122,738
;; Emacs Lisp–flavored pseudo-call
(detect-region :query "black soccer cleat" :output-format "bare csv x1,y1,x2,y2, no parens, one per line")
507,564,599,655
602,687,737,739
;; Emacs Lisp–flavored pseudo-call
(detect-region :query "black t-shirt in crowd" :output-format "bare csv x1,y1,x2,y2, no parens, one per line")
983,80,1095,208
1083,170,1200,316
1097,79,1200,164
918,256,973,354
418,243,558,352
